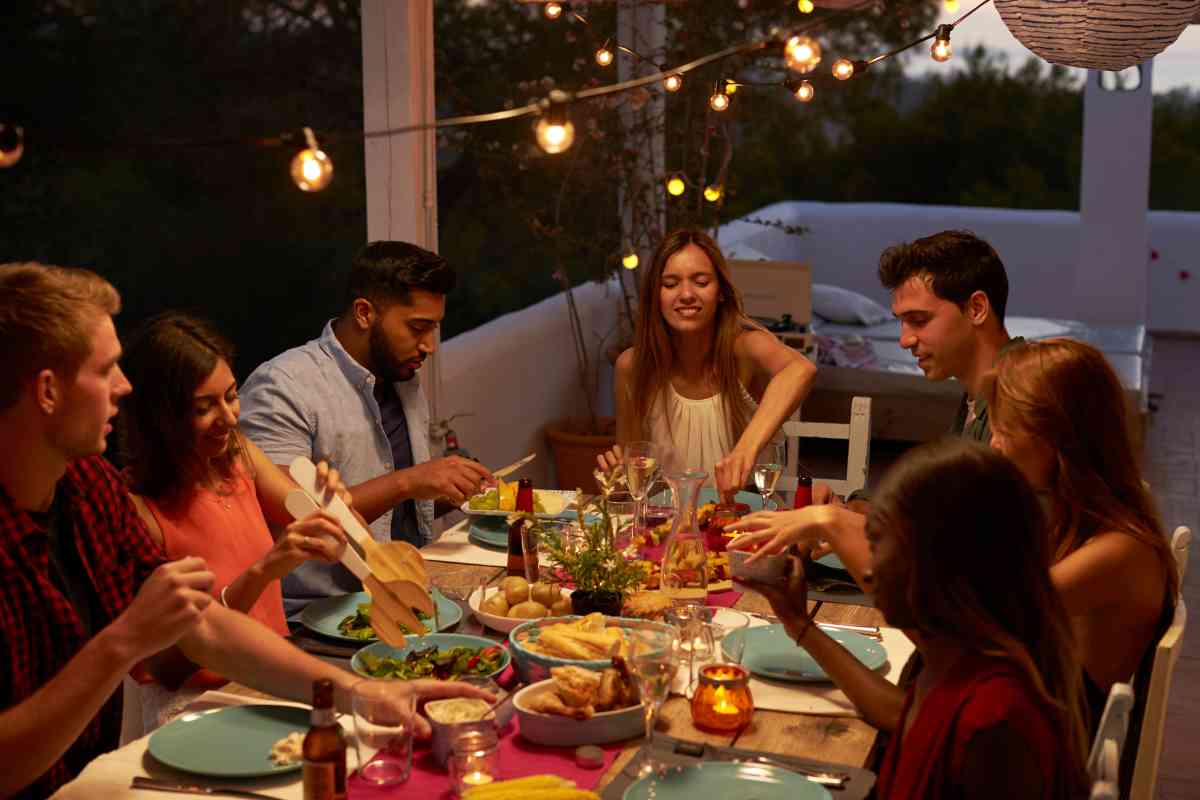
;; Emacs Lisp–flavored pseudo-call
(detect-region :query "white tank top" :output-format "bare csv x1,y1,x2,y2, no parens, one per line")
647,382,759,481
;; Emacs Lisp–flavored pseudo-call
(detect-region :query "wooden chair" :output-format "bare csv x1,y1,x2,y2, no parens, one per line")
1129,597,1189,800
1087,682,1134,800
1171,525,1191,582
777,396,872,498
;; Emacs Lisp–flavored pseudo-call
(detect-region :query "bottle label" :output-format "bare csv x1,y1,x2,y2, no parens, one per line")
303,761,346,800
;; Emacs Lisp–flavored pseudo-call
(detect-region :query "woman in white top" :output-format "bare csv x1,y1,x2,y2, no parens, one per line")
599,228,815,495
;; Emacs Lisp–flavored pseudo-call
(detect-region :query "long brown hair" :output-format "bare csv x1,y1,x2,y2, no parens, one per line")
119,312,249,504
629,228,754,445
989,339,1178,596
871,439,1089,777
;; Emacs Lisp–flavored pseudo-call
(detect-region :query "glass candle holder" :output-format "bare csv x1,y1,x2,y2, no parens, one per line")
449,728,499,796
690,664,755,732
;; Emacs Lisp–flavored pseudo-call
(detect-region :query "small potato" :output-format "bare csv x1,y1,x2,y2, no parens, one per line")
481,591,510,617
530,582,560,607
507,600,549,619
550,597,573,616
501,576,530,605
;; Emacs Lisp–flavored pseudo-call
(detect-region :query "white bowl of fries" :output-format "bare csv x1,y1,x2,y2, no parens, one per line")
514,666,643,746
507,613,674,684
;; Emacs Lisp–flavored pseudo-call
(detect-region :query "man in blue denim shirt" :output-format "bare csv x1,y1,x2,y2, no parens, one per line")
240,242,492,614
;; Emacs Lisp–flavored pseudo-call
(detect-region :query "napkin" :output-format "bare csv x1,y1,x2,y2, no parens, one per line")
422,520,509,567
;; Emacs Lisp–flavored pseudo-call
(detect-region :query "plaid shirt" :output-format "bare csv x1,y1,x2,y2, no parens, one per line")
0,455,165,799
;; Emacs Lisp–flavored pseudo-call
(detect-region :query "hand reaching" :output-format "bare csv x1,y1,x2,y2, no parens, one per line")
313,460,352,508
400,456,494,504
596,443,624,477
713,448,754,503
108,557,216,660
726,506,835,563
738,555,814,644
260,510,348,582
398,679,497,738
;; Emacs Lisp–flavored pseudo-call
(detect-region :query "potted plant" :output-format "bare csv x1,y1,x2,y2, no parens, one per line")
537,473,647,616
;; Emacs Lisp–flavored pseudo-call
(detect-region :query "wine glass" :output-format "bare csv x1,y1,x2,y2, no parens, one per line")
625,626,682,778
751,443,785,511
622,441,659,543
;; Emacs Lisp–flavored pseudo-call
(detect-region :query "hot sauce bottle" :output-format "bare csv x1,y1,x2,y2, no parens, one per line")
506,478,535,578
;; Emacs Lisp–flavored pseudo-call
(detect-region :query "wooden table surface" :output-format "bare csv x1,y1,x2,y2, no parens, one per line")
245,560,890,794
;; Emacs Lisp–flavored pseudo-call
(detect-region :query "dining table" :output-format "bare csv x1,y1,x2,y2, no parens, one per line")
51,516,905,800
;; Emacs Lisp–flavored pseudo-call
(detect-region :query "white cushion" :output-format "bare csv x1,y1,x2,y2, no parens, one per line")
812,284,890,325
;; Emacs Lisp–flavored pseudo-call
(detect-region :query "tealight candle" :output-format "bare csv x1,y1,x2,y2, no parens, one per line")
450,729,500,796
690,664,754,732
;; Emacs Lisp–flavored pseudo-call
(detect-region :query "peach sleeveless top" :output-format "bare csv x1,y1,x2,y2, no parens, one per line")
145,464,289,636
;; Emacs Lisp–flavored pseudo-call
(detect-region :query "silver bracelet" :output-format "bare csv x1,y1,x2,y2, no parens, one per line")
220,585,231,608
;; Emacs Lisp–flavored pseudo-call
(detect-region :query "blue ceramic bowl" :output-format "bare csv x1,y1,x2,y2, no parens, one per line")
507,615,675,684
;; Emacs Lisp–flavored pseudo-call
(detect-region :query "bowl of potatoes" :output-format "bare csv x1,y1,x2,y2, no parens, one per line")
469,576,573,634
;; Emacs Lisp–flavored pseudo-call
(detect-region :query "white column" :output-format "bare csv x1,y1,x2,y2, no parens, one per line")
361,0,442,419
1074,61,1154,324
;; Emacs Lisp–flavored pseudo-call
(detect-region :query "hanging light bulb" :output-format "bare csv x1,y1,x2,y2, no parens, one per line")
622,248,640,269
784,35,822,74
534,91,575,154
709,89,731,112
832,58,862,80
595,42,614,67
797,0,815,13
666,173,687,196
0,124,25,169
931,25,953,63
793,80,815,102
663,73,684,92
724,79,739,95
543,1,564,20
703,185,723,203
290,127,333,192
943,0,960,12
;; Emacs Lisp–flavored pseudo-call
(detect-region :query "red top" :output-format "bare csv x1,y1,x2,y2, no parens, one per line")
145,463,288,636
876,653,1081,800
0,456,166,798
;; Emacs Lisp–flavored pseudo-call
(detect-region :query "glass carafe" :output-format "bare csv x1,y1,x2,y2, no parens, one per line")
660,468,709,609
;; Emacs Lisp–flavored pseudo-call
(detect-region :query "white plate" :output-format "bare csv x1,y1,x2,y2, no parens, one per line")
469,585,573,633
514,679,644,746
460,489,578,519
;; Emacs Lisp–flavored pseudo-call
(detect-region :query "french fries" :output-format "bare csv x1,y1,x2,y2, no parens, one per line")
521,613,629,661
461,774,600,800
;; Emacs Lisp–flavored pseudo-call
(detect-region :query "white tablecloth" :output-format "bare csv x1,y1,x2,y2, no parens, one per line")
422,518,509,567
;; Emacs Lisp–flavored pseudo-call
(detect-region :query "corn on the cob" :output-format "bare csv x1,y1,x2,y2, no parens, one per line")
461,774,578,800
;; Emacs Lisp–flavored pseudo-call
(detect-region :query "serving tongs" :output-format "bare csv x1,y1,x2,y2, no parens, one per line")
285,457,433,647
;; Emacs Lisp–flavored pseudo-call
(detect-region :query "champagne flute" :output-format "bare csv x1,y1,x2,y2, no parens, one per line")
623,441,659,543
751,443,785,511
625,627,682,778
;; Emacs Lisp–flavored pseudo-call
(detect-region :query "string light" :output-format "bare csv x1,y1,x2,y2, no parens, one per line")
290,127,333,192
784,35,822,74
595,42,614,67
797,0,815,13
943,0,960,12
622,248,639,269
793,80,815,102
724,79,739,95
0,124,24,169
931,25,953,63
666,173,687,196
703,185,723,202
544,2,564,20
709,89,731,112
663,74,684,92
832,58,865,80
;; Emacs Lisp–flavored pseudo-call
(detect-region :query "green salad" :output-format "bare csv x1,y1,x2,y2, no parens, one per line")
359,644,505,680
337,604,430,640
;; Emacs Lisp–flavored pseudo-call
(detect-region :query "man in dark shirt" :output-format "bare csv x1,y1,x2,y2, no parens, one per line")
0,263,491,798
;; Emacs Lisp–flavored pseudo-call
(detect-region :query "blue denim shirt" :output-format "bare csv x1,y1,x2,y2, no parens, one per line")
239,321,434,615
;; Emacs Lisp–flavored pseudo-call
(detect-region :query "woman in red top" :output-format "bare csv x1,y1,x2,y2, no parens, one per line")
747,439,1089,799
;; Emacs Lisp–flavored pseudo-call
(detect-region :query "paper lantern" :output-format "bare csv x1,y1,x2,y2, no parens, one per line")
995,0,1200,71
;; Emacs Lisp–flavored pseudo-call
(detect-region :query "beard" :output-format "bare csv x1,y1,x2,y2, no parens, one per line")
368,323,422,384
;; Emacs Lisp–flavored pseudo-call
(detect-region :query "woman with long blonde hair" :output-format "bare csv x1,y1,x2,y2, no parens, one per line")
598,228,815,494
748,439,1089,799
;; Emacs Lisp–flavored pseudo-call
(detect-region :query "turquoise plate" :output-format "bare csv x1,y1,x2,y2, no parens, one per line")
468,516,509,549
147,704,310,778
724,624,886,682
649,488,764,511
298,589,461,643
352,632,510,680
816,552,846,570
624,761,831,800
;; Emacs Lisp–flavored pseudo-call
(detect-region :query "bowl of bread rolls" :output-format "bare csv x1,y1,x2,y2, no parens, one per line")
507,613,675,684
513,658,644,746
469,576,573,634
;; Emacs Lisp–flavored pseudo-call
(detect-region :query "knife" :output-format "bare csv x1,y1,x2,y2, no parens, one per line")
733,756,849,789
492,452,536,480
131,776,283,799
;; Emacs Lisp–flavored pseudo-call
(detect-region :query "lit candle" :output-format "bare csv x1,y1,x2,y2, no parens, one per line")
712,686,740,715
462,771,494,786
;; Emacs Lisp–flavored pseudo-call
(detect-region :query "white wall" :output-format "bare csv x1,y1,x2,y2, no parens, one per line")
719,201,1200,332
438,279,622,487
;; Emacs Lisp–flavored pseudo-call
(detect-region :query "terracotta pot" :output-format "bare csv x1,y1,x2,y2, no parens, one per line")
570,589,622,617
544,416,616,495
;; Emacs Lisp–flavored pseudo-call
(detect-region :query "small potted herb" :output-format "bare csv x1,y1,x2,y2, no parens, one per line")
538,469,647,616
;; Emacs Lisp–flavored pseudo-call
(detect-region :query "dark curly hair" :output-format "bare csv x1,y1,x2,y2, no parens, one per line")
878,230,1009,324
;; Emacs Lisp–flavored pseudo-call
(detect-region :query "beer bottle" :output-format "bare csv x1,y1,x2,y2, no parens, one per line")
792,465,813,509
507,478,535,578
303,678,347,800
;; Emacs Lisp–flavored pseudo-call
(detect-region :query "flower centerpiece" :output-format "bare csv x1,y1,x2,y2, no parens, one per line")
538,467,647,616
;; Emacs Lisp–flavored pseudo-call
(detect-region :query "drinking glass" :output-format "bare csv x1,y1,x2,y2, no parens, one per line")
666,605,717,692
622,441,659,544
710,610,752,666
603,491,637,554
625,627,682,779
352,681,416,786
751,443,785,510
